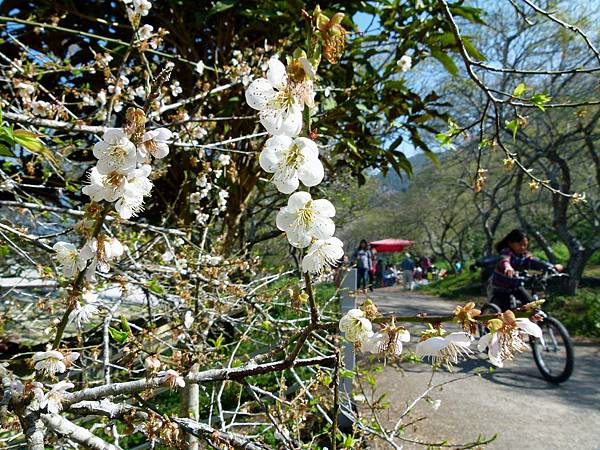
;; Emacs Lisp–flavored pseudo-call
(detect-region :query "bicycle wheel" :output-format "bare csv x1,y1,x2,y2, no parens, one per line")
531,316,574,384
477,303,502,338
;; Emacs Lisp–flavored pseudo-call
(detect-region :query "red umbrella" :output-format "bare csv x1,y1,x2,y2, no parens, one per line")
369,239,414,253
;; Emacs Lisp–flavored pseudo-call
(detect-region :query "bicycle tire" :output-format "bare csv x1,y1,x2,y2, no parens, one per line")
531,316,574,384
477,303,502,337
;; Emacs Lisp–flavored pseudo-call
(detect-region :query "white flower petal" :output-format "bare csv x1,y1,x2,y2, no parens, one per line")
310,216,335,240
398,329,411,342
477,333,493,352
287,191,312,210
245,78,275,110
516,319,543,339
312,199,336,218
275,209,296,231
267,56,287,90
274,176,299,194
445,332,472,348
416,336,449,358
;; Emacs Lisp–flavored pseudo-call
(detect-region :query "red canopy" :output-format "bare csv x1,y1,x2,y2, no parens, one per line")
369,239,414,253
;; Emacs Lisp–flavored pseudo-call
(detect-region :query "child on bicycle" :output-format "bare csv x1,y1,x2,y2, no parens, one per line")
491,229,563,311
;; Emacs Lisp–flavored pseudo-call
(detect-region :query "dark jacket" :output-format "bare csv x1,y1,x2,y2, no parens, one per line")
492,248,553,289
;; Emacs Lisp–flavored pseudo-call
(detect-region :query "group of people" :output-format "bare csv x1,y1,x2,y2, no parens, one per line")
398,253,437,290
349,240,439,292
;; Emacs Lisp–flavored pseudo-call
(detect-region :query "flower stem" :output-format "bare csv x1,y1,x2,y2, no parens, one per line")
372,309,536,325
52,203,111,349
303,272,318,325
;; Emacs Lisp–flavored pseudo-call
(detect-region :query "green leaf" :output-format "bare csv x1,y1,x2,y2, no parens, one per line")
147,279,164,294
321,97,337,111
13,130,52,162
120,315,132,334
463,37,486,61
207,0,236,17
0,143,12,157
108,327,129,344
339,368,354,379
431,49,459,76
435,133,452,146
505,119,519,141
531,93,551,111
513,82,526,97
342,435,355,448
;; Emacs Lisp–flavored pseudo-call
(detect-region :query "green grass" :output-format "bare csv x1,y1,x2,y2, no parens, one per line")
545,288,600,338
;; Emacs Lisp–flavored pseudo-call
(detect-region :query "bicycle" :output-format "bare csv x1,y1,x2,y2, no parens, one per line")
477,270,575,384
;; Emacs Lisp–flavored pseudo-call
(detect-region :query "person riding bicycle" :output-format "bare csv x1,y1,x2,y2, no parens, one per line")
491,229,563,311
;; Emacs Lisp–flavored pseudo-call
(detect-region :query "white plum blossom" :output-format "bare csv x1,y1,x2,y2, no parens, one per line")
82,165,153,219
397,54,412,72
195,60,205,75
301,237,344,274
69,290,99,328
339,309,373,345
362,328,411,356
416,331,472,366
170,80,182,97
53,242,90,278
217,190,229,210
82,166,123,203
138,128,172,161
276,191,335,248
195,211,209,225
245,56,303,136
259,135,324,194
161,250,174,262
33,350,67,376
30,100,51,117
144,355,161,371
16,81,35,99
133,0,152,15
218,154,231,166
42,381,74,413
196,174,208,187
79,236,124,279
134,85,146,98
97,89,107,105
93,128,137,175
138,24,153,40
478,311,544,367
183,310,194,329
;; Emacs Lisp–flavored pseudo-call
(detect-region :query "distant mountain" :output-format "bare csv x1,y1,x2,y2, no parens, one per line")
377,152,434,192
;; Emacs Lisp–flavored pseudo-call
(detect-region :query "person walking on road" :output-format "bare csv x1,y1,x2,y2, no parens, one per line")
401,253,415,291
351,240,373,292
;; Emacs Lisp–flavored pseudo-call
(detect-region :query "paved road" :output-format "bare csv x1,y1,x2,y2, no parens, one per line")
355,287,600,450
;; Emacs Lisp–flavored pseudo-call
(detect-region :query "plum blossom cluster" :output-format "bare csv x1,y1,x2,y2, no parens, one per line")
338,301,545,368
245,55,343,274
339,302,411,357
81,126,171,220
52,111,171,294
32,349,80,377
188,154,232,224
